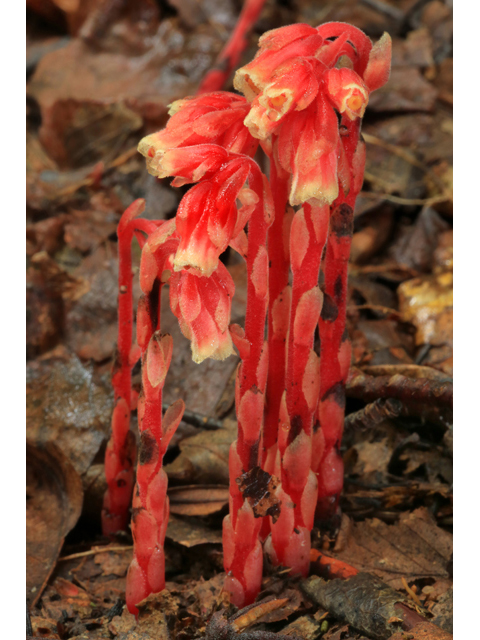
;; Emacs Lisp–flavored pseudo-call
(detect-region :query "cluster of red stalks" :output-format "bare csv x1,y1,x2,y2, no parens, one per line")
101,20,391,615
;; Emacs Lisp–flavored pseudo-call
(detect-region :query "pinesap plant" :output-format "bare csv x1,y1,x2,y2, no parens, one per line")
101,21,391,614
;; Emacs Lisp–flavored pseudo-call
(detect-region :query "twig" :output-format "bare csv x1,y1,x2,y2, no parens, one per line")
198,0,267,93
347,303,401,317
59,546,132,562
309,549,358,580
347,367,453,408
360,0,404,21
360,191,450,207
344,397,403,430
401,576,423,608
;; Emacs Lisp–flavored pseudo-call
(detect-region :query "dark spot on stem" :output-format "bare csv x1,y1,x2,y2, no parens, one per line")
321,293,339,322
131,506,144,521
249,439,260,469
111,347,122,377
334,275,343,301
139,430,158,465
148,279,161,330
288,414,303,444
321,382,345,408
330,203,354,238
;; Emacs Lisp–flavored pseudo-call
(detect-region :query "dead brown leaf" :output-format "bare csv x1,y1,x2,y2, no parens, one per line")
27,442,83,606
164,418,236,485
168,485,229,516
27,348,113,475
327,508,452,590
166,514,223,547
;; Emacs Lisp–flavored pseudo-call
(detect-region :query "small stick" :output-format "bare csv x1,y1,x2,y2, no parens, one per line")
344,397,403,430
59,546,133,562
347,368,453,408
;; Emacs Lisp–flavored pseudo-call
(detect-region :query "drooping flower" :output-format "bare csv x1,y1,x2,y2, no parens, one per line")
169,261,235,364
275,93,340,206
169,154,259,276
244,57,322,140
138,92,258,170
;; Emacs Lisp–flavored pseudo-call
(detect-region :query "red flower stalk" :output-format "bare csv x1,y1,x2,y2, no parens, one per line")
102,200,148,536
223,162,273,608
262,157,291,481
198,0,267,94
125,221,186,615
312,23,391,519
141,105,274,604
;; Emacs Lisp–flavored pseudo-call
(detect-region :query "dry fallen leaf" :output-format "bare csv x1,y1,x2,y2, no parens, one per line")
27,441,83,606
326,508,452,590
168,484,229,516
164,419,236,485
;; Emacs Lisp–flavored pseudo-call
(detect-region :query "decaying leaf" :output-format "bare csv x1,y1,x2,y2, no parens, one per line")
164,418,236,485
27,442,83,606
166,514,222,547
168,485,229,516
324,508,452,590
237,466,282,522
27,348,113,475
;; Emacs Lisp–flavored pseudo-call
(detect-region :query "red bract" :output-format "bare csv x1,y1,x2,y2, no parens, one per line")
104,18,391,616
170,262,235,364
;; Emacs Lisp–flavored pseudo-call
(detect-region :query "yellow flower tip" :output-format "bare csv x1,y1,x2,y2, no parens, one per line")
173,249,217,279
191,332,235,364
234,68,263,103
137,134,158,159
167,98,188,116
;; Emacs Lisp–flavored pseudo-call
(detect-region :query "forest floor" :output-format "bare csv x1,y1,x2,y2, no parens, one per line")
26,1,452,639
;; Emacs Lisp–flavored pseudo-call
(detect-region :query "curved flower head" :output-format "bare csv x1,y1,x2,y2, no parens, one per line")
169,262,235,364
173,157,253,276
234,25,324,102
138,92,258,171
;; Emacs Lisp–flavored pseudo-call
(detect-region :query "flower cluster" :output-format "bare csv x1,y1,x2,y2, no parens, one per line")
104,20,391,614
235,23,391,206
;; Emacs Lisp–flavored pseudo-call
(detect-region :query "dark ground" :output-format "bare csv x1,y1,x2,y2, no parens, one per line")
26,1,453,638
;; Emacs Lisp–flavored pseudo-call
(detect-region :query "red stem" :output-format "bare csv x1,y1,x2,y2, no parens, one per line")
315,119,364,518
198,0,267,93
268,203,329,574
263,156,290,470
224,164,271,607
102,201,145,536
